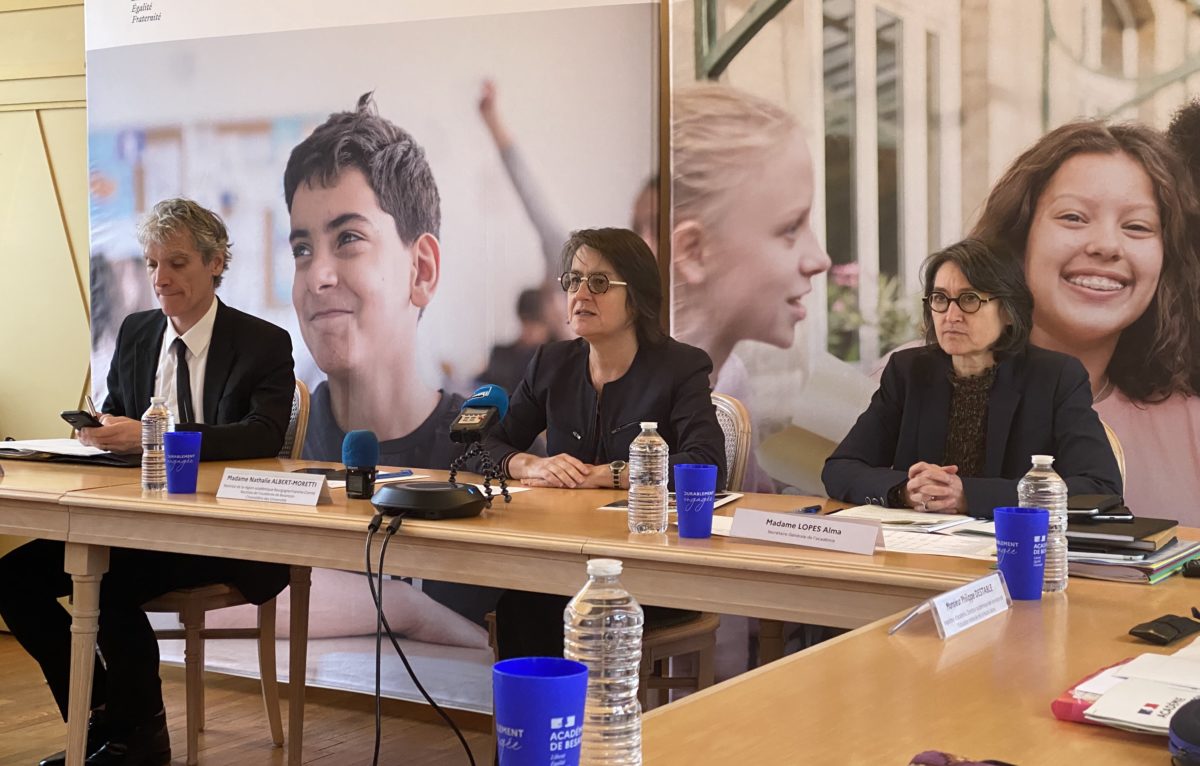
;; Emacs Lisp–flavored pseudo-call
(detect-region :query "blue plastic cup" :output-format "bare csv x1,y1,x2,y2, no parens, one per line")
493,657,588,766
993,506,1049,600
674,464,718,539
163,430,202,494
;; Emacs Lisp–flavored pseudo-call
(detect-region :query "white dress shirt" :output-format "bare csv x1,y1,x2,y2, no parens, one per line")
153,298,218,425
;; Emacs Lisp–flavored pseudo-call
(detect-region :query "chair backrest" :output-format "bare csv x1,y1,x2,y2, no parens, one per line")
1100,418,1126,487
711,392,751,492
278,379,311,459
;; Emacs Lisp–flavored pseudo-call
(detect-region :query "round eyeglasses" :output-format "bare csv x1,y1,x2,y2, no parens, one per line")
560,271,628,294
924,291,1000,314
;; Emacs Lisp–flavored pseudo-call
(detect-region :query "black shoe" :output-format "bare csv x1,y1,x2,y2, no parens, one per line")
39,709,110,766
84,711,170,766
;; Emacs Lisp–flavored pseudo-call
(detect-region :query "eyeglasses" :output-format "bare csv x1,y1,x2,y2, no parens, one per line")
560,271,628,295
924,291,1000,314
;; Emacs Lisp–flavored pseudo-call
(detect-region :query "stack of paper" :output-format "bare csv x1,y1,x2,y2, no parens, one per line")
1083,679,1196,734
832,505,975,533
1069,539,1200,584
1083,654,1200,734
0,438,110,457
0,438,138,467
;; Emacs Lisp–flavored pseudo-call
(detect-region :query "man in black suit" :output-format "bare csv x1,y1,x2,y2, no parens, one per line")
0,198,294,766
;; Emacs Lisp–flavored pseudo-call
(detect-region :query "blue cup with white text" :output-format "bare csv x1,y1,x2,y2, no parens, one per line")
993,506,1049,600
674,463,718,539
493,657,588,766
163,430,202,494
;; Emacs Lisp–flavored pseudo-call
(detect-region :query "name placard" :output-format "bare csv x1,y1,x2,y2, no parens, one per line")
928,572,1011,639
216,468,332,506
727,508,882,556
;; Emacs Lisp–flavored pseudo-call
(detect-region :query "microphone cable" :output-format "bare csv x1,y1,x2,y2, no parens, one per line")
365,514,385,764
365,513,478,766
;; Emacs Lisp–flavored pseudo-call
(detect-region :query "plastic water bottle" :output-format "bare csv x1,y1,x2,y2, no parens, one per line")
141,396,170,492
1017,454,1069,592
564,558,644,765
627,422,668,534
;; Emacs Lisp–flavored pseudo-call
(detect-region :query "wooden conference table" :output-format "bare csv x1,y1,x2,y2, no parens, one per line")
2,456,1001,765
643,557,1198,764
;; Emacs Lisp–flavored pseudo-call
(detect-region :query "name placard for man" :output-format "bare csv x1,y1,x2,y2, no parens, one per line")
216,468,331,506
928,571,1011,639
728,508,882,555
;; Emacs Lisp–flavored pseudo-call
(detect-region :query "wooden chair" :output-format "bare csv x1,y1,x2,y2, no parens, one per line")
713,393,784,665
638,612,721,709
627,393,757,708
143,379,311,765
1100,419,1126,485
711,393,751,493
482,395,751,711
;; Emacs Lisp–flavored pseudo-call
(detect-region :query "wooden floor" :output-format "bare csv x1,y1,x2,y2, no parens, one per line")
0,634,493,765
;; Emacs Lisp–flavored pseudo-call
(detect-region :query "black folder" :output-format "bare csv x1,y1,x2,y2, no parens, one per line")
0,448,140,468
1066,516,1178,550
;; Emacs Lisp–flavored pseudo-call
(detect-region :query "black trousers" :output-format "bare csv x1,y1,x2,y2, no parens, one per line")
0,539,286,731
495,590,699,660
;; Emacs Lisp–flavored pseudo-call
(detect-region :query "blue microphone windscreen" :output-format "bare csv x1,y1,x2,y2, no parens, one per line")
462,385,509,421
342,429,379,468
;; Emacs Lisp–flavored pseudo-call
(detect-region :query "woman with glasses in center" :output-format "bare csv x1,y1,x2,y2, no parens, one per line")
488,226,726,492
822,239,1122,518
486,226,726,659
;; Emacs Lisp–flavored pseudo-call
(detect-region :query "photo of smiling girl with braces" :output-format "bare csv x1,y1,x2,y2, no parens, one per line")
971,119,1200,521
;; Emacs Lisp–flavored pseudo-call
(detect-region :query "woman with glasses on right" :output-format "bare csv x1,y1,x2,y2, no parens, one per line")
822,239,1122,518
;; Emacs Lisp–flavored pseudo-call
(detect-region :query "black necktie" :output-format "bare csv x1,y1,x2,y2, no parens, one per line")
172,338,195,424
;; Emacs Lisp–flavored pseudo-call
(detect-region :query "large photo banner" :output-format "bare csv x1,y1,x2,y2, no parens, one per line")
88,1,657,413
86,0,658,707
669,0,1200,519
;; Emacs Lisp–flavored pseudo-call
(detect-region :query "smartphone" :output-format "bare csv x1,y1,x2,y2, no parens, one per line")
61,410,103,429
1092,512,1135,522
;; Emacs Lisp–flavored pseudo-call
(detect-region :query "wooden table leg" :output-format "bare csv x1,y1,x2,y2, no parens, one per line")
757,618,786,666
64,543,109,766
287,566,311,766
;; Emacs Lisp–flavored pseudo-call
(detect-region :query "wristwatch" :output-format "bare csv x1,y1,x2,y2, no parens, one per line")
609,460,627,489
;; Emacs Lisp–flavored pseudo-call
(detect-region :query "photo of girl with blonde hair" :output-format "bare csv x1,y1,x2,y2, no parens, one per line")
971,119,1200,521
672,83,874,493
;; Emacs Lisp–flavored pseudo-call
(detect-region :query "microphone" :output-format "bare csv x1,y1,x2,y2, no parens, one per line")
342,429,379,499
447,385,512,505
449,385,509,444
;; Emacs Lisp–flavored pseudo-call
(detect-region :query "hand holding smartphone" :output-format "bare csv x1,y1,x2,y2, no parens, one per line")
61,410,103,430
62,396,104,431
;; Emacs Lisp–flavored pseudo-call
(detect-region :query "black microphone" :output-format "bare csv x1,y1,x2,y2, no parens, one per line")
342,429,379,499
449,385,509,444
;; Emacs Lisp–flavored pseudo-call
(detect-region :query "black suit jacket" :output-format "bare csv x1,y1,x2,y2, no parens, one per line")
485,337,727,490
822,345,1122,518
102,301,295,461
100,300,295,604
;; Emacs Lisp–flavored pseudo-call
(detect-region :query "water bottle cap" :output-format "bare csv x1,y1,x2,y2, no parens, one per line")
1031,454,1055,465
587,558,623,576
150,396,167,404
639,421,657,430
